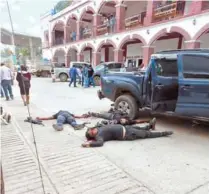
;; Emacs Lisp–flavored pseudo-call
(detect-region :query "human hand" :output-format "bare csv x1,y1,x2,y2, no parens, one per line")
81,142,90,147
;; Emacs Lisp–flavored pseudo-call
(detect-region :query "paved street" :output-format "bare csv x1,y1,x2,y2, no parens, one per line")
1,78,209,194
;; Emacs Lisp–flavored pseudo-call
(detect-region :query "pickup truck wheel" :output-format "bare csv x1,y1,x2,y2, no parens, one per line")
94,76,100,86
115,94,139,120
59,73,68,82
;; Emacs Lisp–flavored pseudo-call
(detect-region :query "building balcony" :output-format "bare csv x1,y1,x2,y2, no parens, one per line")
152,1,185,23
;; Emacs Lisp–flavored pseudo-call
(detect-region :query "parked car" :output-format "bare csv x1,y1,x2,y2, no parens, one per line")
53,62,90,82
97,49,209,121
93,62,123,86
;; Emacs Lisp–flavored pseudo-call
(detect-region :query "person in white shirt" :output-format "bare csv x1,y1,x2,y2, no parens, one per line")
0,63,14,101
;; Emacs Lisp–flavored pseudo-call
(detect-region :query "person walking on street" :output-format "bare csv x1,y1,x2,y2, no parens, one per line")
88,65,95,87
82,124,173,147
76,67,82,85
0,63,14,101
69,65,78,87
16,65,31,106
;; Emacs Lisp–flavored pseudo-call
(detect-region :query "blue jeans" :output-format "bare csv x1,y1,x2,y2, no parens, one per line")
69,77,76,87
1,80,13,99
57,115,77,127
1,85,4,97
89,76,95,87
83,76,89,88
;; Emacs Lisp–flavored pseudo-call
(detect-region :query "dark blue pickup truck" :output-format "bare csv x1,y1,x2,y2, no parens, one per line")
98,49,209,121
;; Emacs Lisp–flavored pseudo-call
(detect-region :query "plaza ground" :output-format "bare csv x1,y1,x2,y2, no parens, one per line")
1,78,209,194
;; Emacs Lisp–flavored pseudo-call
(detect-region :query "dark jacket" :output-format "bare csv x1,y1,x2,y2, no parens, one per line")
88,125,124,147
16,71,31,88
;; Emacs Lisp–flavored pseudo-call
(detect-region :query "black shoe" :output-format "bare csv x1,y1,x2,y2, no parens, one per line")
150,118,156,130
163,131,173,136
52,124,63,131
7,114,11,123
10,96,14,100
6,98,9,101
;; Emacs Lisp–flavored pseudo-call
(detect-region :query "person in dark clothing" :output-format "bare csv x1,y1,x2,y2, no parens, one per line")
82,124,173,147
16,65,31,106
36,110,89,131
88,65,95,87
69,65,78,87
96,117,156,129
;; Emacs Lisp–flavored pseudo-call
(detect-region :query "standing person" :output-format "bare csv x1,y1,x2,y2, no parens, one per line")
16,65,31,106
76,67,82,85
82,124,173,147
88,65,95,87
0,63,14,101
69,65,77,87
83,64,89,88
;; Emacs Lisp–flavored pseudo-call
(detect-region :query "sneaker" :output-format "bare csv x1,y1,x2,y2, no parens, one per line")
150,118,156,130
74,124,85,130
163,131,173,136
52,124,63,131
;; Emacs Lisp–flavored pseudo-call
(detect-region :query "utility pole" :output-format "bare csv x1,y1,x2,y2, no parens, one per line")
6,0,17,67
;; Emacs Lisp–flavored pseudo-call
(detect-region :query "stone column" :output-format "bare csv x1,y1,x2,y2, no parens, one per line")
142,46,155,67
184,40,201,49
51,31,55,46
77,53,84,62
93,52,101,67
65,55,70,67
189,0,203,15
76,21,81,41
114,49,123,63
115,4,126,32
64,26,70,44
93,14,102,36
144,1,154,25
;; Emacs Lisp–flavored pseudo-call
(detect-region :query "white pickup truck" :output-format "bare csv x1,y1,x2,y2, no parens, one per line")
52,61,90,82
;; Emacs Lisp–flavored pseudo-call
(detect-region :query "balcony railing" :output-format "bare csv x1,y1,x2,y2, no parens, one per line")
97,23,108,36
125,12,146,30
153,1,185,23
81,29,93,40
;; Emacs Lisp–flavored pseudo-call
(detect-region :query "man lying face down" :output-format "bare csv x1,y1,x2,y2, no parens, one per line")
87,108,155,126
82,122,173,148
37,110,89,131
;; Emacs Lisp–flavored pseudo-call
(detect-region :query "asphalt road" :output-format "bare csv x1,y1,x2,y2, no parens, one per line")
9,78,209,194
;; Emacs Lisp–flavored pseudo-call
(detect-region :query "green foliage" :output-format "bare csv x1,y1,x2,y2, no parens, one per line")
16,47,30,57
54,0,72,13
0,48,13,57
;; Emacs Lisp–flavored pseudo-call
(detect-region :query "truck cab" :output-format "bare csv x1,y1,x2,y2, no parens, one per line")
98,49,209,121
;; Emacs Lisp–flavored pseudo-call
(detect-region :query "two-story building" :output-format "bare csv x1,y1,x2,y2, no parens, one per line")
41,0,209,68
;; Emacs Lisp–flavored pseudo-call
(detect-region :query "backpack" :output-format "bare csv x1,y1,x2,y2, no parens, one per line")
21,74,30,88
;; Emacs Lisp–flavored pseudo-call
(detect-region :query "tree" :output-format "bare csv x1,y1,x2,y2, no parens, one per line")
0,48,13,58
16,47,30,57
54,0,72,13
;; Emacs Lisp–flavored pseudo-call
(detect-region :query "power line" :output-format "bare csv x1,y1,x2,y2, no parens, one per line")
5,1,47,194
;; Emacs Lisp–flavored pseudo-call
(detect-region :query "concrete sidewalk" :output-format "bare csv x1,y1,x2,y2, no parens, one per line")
1,99,153,194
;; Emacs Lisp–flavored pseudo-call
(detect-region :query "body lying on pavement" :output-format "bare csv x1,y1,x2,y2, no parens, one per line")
36,110,89,131
87,109,154,126
82,123,173,147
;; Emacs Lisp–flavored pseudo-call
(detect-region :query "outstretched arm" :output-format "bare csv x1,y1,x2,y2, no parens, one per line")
82,137,104,148
36,116,55,121
74,114,90,119
133,119,150,124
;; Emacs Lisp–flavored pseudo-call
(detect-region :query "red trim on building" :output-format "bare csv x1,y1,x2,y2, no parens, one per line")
96,39,117,52
105,47,109,62
193,22,209,40
80,42,96,53
169,26,191,41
